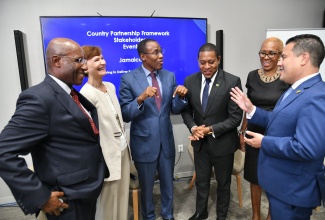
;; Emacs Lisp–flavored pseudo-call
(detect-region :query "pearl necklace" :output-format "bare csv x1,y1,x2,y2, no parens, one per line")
258,68,281,83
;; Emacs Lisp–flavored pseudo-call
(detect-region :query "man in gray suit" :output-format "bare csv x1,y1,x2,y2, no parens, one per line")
0,38,108,220
181,43,242,220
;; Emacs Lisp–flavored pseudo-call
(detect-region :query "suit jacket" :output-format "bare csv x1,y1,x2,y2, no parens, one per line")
181,69,243,156
80,82,131,182
119,66,187,162
250,74,325,207
0,75,106,215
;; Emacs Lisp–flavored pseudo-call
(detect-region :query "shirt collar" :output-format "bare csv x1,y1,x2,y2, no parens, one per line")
201,70,218,85
142,65,157,77
49,74,71,94
291,72,319,89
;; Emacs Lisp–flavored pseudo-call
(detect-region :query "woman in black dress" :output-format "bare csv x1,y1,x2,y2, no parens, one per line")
238,37,289,220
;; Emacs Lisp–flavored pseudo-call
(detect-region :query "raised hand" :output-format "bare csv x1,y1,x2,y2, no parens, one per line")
230,87,254,113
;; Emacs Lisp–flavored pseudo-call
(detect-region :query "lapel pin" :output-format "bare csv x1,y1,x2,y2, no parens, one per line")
296,90,301,94
216,84,220,87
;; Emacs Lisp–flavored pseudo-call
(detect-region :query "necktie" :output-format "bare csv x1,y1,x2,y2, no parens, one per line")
202,78,211,112
150,72,162,111
281,87,294,102
70,90,99,135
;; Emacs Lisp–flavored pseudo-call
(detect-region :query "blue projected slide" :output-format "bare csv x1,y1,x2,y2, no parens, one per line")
40,16,207,92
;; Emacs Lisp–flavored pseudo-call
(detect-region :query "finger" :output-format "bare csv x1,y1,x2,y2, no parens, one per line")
59,201,69,209
245,130,253,136
230,97,237,103
230,88,238,96
234,86,243,94
172,89,178,97
52,191,64,197
53,209,61,216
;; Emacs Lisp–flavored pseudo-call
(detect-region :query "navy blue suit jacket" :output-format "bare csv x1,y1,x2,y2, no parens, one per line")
250,74,325,207
0,75,106,215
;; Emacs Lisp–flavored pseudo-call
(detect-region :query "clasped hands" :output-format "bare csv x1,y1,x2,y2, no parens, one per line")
41,191,68,216
189,125,211,141
230,87,264,149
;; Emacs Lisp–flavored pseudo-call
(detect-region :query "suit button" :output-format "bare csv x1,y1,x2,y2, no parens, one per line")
203,117,206,119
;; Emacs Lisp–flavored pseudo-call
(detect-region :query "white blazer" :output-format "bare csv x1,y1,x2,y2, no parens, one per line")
81,82,131,181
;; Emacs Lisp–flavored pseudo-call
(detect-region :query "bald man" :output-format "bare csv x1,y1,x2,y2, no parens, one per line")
0,38,108,220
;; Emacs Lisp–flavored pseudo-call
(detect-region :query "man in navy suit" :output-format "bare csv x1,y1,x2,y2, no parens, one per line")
119,39,187,220
0,38,107,220
231,34,325,219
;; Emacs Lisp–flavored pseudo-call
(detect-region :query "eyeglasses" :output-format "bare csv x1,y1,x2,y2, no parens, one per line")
61,56,87,64
258,51,282,58
143,48,165,56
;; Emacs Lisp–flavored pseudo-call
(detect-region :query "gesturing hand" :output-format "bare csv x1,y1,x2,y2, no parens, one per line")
137,86,158,104
173,85,188,98
244,131,264,148
230,87,254,113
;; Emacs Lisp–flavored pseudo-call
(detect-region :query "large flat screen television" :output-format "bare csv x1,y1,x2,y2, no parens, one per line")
40,16,207,93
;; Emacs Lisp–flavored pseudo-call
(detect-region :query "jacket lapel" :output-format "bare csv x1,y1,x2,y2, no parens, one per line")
45,75,96,137
133,67,158,110
266,75,321,130
158,70,167,113
107,85,124,129
192,73,204,115
204,69,223,115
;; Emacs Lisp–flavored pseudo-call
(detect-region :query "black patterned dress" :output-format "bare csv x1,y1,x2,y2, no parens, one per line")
244,69,290,185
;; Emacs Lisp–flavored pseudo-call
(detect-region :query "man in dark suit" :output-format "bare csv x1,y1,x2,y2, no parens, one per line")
0,38,107,220
119,39,187,220
231,34,325,219
181,43,243,220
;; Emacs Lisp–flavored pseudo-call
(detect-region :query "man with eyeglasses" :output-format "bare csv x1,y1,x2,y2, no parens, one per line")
0,38,108,220
181,43,243,220
119,39,188,220
231,34,325,219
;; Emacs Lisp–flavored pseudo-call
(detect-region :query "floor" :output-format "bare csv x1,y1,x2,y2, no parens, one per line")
1,174,324,220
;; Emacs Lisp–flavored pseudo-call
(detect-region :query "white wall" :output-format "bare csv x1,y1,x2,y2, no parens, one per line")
0,0,324,204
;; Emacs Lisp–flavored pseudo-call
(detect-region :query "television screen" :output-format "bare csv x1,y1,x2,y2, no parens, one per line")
40,16,207,93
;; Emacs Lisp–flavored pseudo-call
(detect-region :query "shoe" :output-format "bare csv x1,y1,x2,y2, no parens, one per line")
188,211,208,220
163,218,175,220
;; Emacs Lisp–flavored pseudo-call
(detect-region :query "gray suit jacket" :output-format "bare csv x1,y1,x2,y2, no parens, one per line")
181,69,243,156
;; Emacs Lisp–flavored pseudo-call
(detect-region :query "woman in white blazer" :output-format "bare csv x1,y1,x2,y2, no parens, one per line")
80,46,131,220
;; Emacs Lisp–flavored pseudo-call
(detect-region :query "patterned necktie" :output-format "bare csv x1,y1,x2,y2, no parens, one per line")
70,90,99,135
202,78,211,112
281,87,294,102
150,72,162,111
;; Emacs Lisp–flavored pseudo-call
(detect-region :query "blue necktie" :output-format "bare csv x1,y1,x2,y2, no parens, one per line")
202,78,211,112
281,87,294,102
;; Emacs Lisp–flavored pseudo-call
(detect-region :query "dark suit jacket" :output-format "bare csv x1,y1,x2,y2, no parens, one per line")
181,69,243,156
0,75,107,215
250,74,325,207
119,66,187,162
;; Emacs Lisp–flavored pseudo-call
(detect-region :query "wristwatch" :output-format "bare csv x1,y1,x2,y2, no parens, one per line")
207,126,213,135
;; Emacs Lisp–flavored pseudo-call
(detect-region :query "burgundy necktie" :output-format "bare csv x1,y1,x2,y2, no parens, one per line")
70,90,99,135
150,72,162,111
